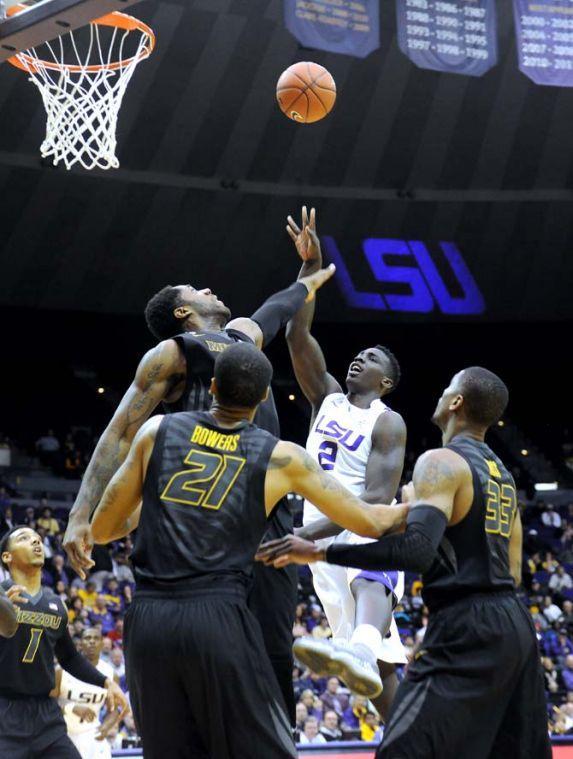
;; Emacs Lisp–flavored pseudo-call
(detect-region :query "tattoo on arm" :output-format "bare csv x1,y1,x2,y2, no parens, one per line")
413,453,458,500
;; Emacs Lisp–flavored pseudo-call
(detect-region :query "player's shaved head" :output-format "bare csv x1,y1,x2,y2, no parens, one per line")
455,367,509,426
433,366,508,431
213,343,272,409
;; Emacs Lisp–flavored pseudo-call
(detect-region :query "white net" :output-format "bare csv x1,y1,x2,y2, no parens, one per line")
9,13,154,170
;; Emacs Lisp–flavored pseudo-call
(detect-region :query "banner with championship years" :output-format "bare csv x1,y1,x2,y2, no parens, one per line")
396,0,498,77
284,0,380,59
513,0,573,86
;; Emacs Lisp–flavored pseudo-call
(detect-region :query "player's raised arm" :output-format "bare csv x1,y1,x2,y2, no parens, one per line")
285,207,341,412
92,417,161,544
0,587,18,638
63,340,183,577
259,447,464,571
227,259,336,349
264,440,407,539
297,410,407,542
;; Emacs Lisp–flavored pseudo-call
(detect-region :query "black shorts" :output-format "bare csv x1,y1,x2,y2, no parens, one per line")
248,561,298,723
124,588,297,759
0,695,80,758
377,592,551,759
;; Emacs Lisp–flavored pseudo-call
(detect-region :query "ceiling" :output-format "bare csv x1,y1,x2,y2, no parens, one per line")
0,0,572,321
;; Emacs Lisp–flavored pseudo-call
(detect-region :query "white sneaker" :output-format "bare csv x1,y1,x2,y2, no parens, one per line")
293,638,383,698
331,641,383,698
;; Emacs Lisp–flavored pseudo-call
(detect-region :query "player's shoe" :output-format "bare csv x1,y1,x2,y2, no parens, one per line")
293,638,382,698
331,641,383,698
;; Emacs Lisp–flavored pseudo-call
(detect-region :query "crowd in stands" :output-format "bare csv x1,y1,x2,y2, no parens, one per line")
34,429,94,479
2,474,573,744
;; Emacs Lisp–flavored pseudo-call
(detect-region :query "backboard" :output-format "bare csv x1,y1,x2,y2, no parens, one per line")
0,0,142,61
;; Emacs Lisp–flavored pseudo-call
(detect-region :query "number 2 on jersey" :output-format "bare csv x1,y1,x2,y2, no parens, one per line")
22,627,43,664
485,479,517,538
161,449,245,510
318,441,338,471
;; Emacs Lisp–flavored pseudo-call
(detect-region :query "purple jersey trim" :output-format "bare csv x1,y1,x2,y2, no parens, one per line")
355,570,399,602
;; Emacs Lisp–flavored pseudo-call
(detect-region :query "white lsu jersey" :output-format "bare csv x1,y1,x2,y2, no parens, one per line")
60,658,114,735
304,393,388,525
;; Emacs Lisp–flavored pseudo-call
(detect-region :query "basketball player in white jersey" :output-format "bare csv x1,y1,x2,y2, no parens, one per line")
53,627,126,759
284,207,407,720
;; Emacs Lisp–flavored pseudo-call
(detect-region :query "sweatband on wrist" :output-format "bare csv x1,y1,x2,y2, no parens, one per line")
250,282,308,346
326,504,448,575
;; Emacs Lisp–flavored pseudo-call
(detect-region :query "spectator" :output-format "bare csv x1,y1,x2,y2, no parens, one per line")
0,506,14,536
36,507,60,536
64,442,82,478
67,597,85,623
293,617,307,638
102,578,122,615
299,689,323,720
0,487,11,511
306,604,322,633
320,710,342,742
35,429,61,468
88,596,115,634
342,695,368,731
543,595,563,624
78,581,98,610
543,657,562,697
544,552,560,574
320,677,349,716
562,656,573,693
415,613,429,644
299,717,326,745
360,711,380,742
542,504,562,529
312,616,332,640
548,630,573,662
107,618,124,646
550,566,573,594
100,636,113,663
110,647,125,680
23,506,36,529
112,552,135,585
562,601,573,630
49,554,71,588
295,703,308,734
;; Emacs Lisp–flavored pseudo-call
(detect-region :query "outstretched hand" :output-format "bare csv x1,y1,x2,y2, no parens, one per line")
299,264,336,303
255,535,325,568
287,206,321,264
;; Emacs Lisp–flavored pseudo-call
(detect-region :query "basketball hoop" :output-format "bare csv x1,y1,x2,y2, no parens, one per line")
6,5,155,170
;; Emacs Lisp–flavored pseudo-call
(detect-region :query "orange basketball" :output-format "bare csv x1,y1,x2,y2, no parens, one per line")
276,62,336,124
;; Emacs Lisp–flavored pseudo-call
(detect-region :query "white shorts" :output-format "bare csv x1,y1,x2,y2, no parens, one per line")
309,531,407,665
69,730,112,759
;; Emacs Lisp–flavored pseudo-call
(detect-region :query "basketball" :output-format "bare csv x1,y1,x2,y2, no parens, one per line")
276,61,336,124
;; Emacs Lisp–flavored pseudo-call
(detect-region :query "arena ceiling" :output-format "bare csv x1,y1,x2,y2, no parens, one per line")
0,0,572,321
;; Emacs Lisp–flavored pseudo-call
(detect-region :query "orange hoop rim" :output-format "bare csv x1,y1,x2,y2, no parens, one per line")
6,5,155,74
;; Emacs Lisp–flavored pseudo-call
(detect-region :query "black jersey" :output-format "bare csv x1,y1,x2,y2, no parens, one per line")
163,329,291,541
422,435,518,611
0,582,68,698
131,411,278,592
164,330,280,436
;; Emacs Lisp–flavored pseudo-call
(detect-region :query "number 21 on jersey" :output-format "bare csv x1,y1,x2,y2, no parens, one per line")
161,448,245,510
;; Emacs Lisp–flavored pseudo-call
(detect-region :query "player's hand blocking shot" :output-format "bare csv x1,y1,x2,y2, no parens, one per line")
0,527,128,759
90,343,406,759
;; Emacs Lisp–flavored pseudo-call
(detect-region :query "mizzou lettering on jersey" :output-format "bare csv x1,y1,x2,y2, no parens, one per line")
16,608,61,630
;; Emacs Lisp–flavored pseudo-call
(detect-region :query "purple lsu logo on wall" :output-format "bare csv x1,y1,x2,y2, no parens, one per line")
322,237,485,315
315,415,364,471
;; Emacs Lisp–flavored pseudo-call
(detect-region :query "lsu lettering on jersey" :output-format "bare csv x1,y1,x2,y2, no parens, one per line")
304,393,388,523
60,658,114,735
303,393,407,664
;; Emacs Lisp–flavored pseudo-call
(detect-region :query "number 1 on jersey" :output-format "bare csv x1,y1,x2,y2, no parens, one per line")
22,627,43,664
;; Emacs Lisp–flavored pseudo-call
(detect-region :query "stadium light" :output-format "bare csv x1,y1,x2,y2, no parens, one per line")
534,483,558,492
